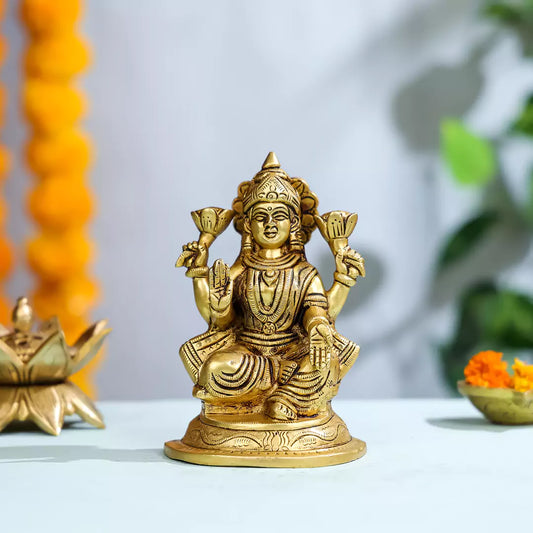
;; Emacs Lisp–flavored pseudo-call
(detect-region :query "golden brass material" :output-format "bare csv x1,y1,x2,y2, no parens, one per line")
0,297,110,435
165,411,366,468
314,211,359,254
0,382,105,435
176,208,234,267
458,380,533,425
165,152,367,467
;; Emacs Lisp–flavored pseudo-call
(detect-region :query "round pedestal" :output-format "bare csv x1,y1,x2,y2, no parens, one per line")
164,410,366,468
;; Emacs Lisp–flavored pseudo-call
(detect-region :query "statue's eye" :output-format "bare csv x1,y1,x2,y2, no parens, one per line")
273,212,288,221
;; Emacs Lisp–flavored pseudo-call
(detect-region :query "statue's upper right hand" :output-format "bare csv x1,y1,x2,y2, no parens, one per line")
175,241,208,268
334,247,365,279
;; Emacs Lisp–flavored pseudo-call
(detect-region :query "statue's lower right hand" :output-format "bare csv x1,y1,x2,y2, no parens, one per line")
209,259,233,314
176,240,208,268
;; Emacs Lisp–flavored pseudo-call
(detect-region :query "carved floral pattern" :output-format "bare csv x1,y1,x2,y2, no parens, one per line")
182,413,353,455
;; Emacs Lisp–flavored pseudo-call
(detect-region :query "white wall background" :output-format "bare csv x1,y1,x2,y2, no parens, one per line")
4,0,533,399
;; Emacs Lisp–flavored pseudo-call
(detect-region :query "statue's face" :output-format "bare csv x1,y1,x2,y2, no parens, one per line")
249,202,291,249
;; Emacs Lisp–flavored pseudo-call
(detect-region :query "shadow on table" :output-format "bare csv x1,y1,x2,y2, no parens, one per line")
0,420,90,434
426,417,531,433
0,445,169,464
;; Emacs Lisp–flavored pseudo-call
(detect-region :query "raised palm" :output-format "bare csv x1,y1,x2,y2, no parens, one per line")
209,259,233,313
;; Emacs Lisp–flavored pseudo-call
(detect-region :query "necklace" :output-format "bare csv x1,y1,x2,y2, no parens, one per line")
242,251,301,271
246,268,293,333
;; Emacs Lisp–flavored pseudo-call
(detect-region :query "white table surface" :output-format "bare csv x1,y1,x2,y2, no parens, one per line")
1,398,532,533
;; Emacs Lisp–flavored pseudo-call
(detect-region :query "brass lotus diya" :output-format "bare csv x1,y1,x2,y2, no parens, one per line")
0,297,110,435
458,380,533,425
165,152,367,467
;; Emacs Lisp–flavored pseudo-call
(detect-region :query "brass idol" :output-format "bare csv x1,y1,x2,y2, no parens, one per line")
165,153,366,467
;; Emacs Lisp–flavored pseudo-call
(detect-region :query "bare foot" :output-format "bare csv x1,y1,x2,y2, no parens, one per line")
266,400,297,421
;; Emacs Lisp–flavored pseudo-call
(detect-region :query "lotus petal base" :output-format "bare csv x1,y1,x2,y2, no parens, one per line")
0,381,105,435
164,411,366,468
458,380,533,425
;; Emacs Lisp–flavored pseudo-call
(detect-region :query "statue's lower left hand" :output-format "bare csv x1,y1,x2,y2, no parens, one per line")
309,322,333,370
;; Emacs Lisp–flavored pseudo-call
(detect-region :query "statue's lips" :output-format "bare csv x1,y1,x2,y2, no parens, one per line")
264,230,278,239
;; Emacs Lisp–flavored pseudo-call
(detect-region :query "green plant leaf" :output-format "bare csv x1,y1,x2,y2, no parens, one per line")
484,2,533,56
484,3,524,24
441,119,497,186
440,282,533,390
511,94,533,136
437,211,499,271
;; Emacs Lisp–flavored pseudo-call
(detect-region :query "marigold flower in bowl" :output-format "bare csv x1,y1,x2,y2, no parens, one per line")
0,297,110,435
511,358,533,393
458,351,533,425
464,350,511,389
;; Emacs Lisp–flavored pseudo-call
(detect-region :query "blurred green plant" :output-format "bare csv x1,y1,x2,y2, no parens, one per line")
437,210,500,271
441,119,497,186
438,0,533,389
485,0,533,56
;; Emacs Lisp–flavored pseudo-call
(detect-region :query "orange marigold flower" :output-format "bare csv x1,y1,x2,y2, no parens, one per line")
26,129,91,175
0,235,14,280
0,34,7,66
27,230,92,283
24,80,86,133
25,34,90,80
0,144,12,181
511,358,533,393
21,0,81,36
28,174,93,230
0,293,11,324
464,350,512,388
32,275,99,324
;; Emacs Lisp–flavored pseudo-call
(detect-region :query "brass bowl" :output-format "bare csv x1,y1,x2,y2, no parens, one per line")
458,380,533,425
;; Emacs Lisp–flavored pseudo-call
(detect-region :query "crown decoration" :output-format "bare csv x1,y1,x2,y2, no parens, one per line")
232,152,319,244
242,174,301,214
0,297,111,435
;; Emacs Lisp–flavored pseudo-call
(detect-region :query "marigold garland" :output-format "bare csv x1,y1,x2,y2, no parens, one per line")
464,351,533,392
21,0,99,397
0,0,13,323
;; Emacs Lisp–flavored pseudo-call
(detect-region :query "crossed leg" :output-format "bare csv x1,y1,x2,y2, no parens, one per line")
194,343,278,402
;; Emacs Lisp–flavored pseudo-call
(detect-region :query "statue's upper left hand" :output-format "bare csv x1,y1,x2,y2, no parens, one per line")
176,241,208,268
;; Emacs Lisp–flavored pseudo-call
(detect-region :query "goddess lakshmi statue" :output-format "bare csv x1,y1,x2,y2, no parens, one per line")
164,153,367,467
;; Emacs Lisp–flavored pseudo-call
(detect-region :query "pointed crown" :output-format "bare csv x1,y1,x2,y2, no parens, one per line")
232,152,319,244
242,152,301,214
